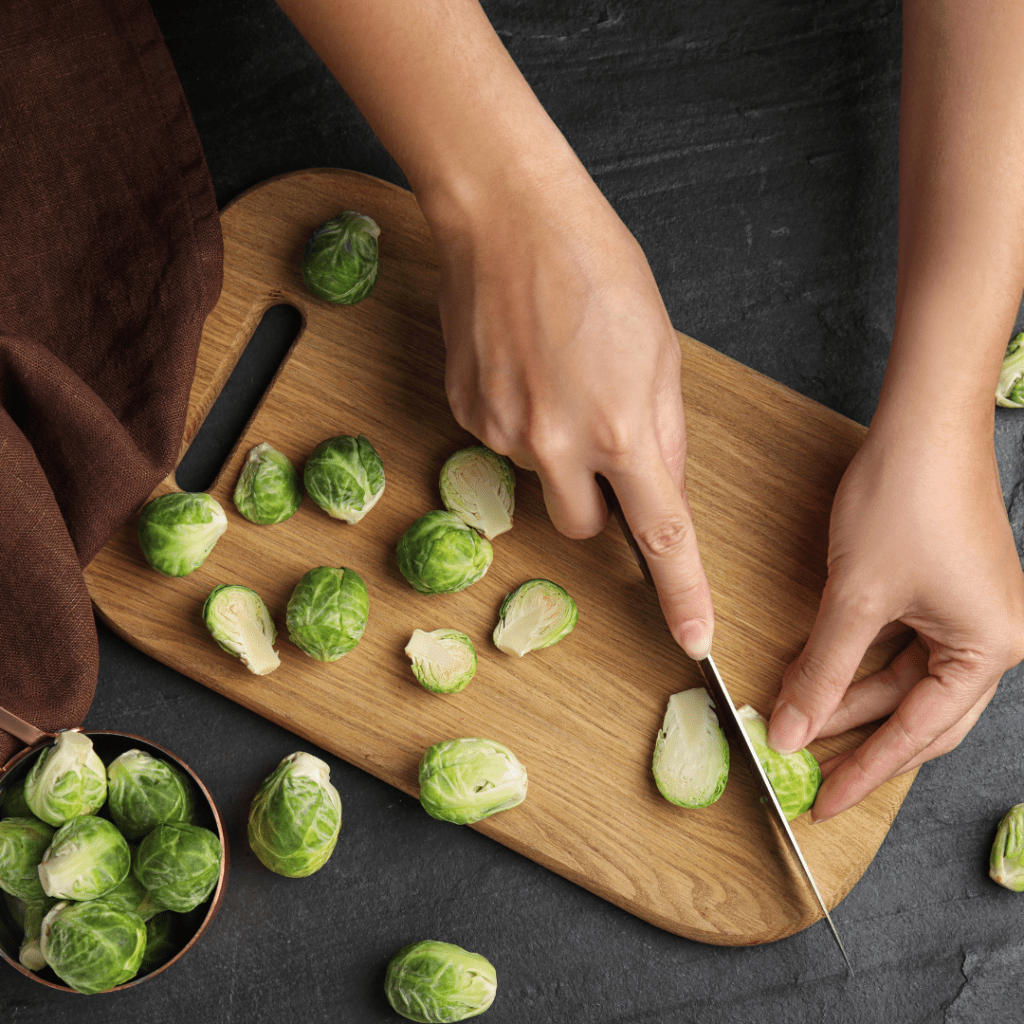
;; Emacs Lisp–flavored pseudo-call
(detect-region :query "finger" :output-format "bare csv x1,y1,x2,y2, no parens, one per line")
536,465,609,540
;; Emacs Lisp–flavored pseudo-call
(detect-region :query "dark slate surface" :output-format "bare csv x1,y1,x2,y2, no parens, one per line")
5,1,1024,1020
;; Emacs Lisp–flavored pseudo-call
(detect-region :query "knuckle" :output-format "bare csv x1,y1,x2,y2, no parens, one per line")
634,515,693,559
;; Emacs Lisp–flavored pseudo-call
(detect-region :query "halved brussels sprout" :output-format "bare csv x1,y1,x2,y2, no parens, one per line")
990,803,1024,891
737,705,821,820
247,752,342,878
133,822,222,913
652,688,730,808
138,911,177,975
24,731,108,827
38,815,131,901
137,492,227,577
405,629,477,694
1,780,33,819
19,897,57,971
385,939,497,1023
418,738,528,825
996,333,1024,407
286,566,369,661
301,211,380,305
397,511,493,595
40,899,146,994
202,583,280,675
492,579,577,657
106,749,197,841
304,434,385,524
0,817,55,901
439,446,515,540
233,443,302,525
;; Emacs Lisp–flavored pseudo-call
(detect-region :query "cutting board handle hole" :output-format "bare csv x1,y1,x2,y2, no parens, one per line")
175,303,303,492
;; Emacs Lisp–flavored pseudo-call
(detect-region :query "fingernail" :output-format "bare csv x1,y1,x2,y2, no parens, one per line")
767,702,809,755
677,619,712,661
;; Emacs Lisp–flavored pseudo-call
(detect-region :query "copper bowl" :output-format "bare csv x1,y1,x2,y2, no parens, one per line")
0,707,229,993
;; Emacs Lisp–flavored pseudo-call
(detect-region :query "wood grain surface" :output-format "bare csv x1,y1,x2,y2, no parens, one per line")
84,168,914,946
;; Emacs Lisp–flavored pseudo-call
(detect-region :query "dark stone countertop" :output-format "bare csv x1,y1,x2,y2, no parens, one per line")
5,2,1024,1021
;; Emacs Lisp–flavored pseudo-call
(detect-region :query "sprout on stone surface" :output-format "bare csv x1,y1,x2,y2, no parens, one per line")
233,443,303,525
439,446,515,540
202,583,280,676
19,897,57,971
301,211,380,305
996,333,1024,407
247,752,342,878
24,731,108,827
0,817,55,901
304,434,386,524
385,939,497,1023
133,822,222,914
397,511,493,595
418,738,528,825
138,911,177,975
737,705,821,821
1,780,33,819
136,492,227,577
405,629,477,695
652,689,730,809
492,579,577,657
286,566,369,662
106,749,197,842
40,899,146,995
989,803,1024,892
38,816,131,901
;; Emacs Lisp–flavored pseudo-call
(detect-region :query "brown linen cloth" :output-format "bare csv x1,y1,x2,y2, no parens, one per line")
0,0,222,765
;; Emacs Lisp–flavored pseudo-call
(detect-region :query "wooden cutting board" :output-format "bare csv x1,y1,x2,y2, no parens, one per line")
85,168,913,946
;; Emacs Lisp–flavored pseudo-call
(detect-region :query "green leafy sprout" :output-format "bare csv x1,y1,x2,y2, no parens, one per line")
990,803,1024,891
37,815,131,901
996,333,1024,407
301,211,380,305
418,738,528,825
405,629,477,694
133,821,222,914
233,443,303,525
286,566,369,662
304,434,386,524
397,511,493,595
136,492,227,577
24,731,107,827
106,749,198,842
737,705,821,820
385,939,497,1023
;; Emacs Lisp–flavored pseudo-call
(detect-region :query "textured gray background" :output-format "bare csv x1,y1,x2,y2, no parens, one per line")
5,1,1024,1021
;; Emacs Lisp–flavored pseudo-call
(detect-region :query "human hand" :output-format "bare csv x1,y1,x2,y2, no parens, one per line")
767,413,1024,820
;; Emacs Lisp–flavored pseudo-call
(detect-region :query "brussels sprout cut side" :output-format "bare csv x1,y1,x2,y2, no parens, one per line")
385,940,497,1023
996,332,1024,407
418,738,528,825
202,584,280,675
439,446,515,540
405,629,477,694
233,442,302,525
286,566,369,662
301,211,380,305
397,511,493,595
492,579,577,657
652,689,730,808
24,730,107,827
304,434,386,524
990,803,1024,891
136,492,227,577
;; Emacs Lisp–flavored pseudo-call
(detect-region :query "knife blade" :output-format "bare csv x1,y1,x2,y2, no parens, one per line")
596,475,853,972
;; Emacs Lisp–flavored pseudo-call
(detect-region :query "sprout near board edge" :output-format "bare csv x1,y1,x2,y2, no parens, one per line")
418,738,528,825
137,492,227,577
737,705,821,820
203,583,281,675
385,939,498,1023
405,629,477,694
301,211,380,305
652,689,730,809
439,446,515,540
492,579,577,657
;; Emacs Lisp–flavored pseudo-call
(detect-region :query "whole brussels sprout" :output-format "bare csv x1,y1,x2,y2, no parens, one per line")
19,897,58,971
137,491,227,577
286,566,369,661
405,629,477,694
997,333,1024,407
0,817,55,901
492,579,577,657
38,815,131,901
99,865,162,921
990,803,1024,891
134,822,222,913
439,446,515,540
24,730,107,827
737,705,821,821
40,899,146,994
247,752,342,878
138,911,177,975
418,738,528,825
203,583,281,675
233,442,303,525
1,779,33,819
304,434,386,524
106,749,197,841
652,688,730,809
397,511,493,595
385,939,497,1023
301,211,380,305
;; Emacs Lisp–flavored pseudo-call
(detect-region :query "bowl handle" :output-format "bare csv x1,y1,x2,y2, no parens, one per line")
0,705,50,748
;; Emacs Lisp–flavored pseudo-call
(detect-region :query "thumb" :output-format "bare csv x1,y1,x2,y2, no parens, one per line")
768,580,888,754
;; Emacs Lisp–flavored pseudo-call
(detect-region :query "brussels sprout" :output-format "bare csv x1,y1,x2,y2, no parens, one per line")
385,939,497,1023
652,688,730,809
233,443,303,525
134,822,222,913
138,911,177,975
0,817,55,901
990,803,1024,891
286,566,369,661
137,492,227,577
100,866,162,921
106,749,198,842
247,752,342,878
996,333,1024,407
301,211,380,305
38,816,131,901
439,446,515,540
202,583,280,675
40,899,146,994
405,629,477,694
418,738,528,825
304,434,386,524
397,511,493,595
492,579,577,657
19,897,58,971
24,731,107,827
1,780,33,819
737,705,821,820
